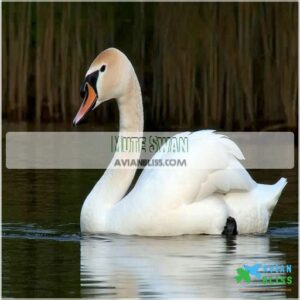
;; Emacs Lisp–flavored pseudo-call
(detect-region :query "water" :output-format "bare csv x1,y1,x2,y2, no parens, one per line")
2,127,298,298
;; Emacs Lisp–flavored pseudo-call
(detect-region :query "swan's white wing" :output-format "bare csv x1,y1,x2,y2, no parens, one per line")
131,130,256,208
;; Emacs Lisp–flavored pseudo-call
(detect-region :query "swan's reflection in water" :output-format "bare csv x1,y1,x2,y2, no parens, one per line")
80,234,286,298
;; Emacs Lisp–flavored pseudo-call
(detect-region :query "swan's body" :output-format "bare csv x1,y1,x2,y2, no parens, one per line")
74,48,287,236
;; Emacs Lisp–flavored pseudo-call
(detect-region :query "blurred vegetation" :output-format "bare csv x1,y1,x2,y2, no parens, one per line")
2,2,298,131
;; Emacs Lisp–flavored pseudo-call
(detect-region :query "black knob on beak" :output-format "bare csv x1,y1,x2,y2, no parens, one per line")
80,81,87,99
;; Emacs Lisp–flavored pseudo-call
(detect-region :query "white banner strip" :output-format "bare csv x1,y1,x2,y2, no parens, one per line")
6,132,294,169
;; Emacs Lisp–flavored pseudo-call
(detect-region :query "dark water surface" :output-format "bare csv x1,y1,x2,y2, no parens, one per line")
2,125,298,298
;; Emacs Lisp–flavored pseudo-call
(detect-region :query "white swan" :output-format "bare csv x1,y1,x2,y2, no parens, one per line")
73,48,287,236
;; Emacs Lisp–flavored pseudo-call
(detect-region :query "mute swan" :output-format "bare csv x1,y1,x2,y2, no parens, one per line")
73,48,287,236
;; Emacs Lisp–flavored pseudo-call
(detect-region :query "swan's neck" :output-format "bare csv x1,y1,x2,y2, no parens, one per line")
80,72,143,231
102,73,143,205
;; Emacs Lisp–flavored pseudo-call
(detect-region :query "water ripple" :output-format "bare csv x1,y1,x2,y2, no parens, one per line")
2,223,81,242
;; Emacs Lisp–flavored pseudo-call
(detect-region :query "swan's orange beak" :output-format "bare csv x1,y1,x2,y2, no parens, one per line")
73,82,97,126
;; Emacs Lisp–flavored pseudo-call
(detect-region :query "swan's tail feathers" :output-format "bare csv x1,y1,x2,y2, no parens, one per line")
265,177,287,212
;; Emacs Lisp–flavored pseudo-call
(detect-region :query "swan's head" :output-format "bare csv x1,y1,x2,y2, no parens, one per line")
73,48,133,125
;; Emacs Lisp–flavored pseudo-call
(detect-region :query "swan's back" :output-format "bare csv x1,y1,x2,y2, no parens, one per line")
105,131,286,235
135,130,256,206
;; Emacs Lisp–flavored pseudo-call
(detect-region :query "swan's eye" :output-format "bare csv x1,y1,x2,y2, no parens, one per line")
100,65,106,72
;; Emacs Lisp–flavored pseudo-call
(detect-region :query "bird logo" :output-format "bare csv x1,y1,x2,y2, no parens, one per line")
244,264,262,279
235,264,262,283
235,268,251,283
